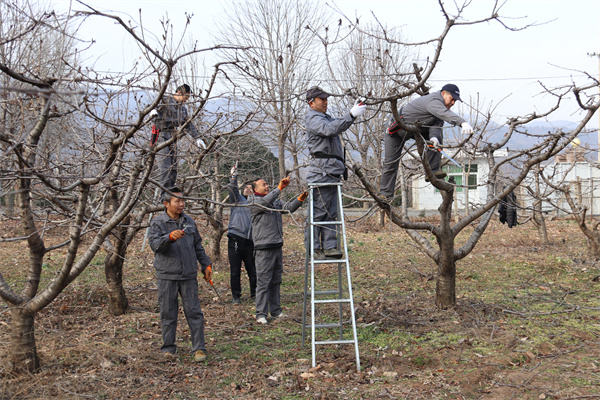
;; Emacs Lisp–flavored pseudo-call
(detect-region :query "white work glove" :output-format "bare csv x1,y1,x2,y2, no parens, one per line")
196,138,207,149
149,109,158,118
349,99,366,119
230,165,237,177
430,137,441,149
461,122,474,135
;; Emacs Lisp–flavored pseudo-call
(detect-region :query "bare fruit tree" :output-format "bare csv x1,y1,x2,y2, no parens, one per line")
321,1,600,308
0,1,250,371
213,0,330,181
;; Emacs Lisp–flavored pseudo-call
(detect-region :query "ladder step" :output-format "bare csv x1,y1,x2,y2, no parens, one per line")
304,323,343,329
311,221,343,226
313,258,347,264
314,299,351,304
307,290,342,296
315,339,356,345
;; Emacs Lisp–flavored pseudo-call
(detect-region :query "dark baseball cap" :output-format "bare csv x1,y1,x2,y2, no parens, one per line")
306,86,330,102
441,84,461,101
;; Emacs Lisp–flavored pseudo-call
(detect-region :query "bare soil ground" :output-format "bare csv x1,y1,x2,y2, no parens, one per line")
1,214,600,399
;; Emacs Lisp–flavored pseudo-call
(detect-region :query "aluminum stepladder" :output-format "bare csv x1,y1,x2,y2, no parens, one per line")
301,182,360,372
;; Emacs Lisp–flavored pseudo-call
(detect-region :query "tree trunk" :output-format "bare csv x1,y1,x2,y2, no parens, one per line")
435,246,456,308
104,224,129,316
436,186,456,308
533,199,549,244
11,307,39,373
207,225,224,262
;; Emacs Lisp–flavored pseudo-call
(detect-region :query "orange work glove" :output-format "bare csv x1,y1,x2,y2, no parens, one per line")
169,230,185,241
203,265,212,283
277,177,290,191
297,191,309,202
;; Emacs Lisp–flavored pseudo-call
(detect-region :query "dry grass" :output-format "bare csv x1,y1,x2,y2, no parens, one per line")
1,213,600,399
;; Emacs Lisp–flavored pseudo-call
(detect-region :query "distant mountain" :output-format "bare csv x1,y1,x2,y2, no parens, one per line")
467,120,599,150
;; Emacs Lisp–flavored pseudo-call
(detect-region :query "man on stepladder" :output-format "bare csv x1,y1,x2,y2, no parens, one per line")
305,86,366,260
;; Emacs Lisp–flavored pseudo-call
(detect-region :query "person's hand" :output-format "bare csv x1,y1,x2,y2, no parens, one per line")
430,137,441,149
197,138,207,149
230,165,237,177
461,122,474,135
169,230,185,241
203,265,212,283
349,99,366,119
297,191,309,202
278,177,290,191
149,109,158,118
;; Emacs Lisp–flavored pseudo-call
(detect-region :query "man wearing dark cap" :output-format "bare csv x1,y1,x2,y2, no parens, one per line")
379,84,474,199
150,84,207,189
305,86,366,259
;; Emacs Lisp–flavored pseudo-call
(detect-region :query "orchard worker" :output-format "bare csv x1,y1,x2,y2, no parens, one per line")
249,177,307,324
305,86,366,260
227,165,257,304
150,84,208,189
380,84,474,198
148,187,212,361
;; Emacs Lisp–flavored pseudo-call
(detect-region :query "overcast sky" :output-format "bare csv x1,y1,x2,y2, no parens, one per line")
57,0,599,128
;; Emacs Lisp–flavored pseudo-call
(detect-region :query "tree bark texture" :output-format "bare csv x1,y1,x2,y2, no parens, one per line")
11,307,39,373
435,255,456,309
104,225,129,316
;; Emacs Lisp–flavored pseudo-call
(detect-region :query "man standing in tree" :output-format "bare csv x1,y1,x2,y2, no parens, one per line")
148,187,212,362
249,177,307,324
150,84,207,190
227,165,256,304
305,86,366,259
380,84,474,199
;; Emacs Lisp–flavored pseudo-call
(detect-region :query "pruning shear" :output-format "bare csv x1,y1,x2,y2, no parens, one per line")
207,278,224,303
426,141,462,169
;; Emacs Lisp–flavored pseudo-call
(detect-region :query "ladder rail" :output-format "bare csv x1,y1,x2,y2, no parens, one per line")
301,182,361,372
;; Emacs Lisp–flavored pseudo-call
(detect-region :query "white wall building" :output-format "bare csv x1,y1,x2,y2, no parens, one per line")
411,149,509,211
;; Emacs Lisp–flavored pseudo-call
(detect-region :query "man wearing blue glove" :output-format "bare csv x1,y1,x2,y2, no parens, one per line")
380,84,473,198
305,86,366,260
150,84,208,190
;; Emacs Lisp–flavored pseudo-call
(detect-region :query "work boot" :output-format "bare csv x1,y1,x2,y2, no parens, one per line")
324,248,343,259
314,249,326,260
194,350,207,362
232,297,241,305
271,312,286,320
425,170,447,182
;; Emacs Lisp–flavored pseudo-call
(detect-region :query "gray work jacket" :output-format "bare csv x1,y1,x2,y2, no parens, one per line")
401,91,466,141
248,188,303,250
227,175,252,241
148,211,211,280
305,108,354,183
155,96,201,140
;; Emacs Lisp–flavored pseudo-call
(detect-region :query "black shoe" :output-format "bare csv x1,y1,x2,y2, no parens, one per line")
232,297,241,305
425,170,447,182
323,248,343,259
378,194,391,205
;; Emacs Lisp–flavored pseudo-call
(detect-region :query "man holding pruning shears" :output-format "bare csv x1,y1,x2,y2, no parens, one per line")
380,84,474,197
148,187,212,362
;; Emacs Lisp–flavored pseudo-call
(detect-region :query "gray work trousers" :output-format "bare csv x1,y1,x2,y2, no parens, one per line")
308,185,339,251
157,278,205,353
157,137,177,189
254,247,283,318
380,130,441,198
